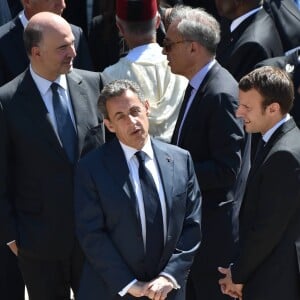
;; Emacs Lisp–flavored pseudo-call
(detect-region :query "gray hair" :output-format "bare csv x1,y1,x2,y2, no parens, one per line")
170,5,220,54
98,79,145,119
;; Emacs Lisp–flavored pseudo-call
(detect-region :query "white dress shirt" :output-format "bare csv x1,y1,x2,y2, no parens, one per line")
118,136,179,296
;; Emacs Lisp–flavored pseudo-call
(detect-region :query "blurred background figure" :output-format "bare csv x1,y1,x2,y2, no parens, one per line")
215,0,283,82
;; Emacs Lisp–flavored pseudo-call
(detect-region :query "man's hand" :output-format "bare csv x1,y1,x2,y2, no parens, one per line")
127,281,149,297
218,267,243,299
144,276,174,300
8,241,18,256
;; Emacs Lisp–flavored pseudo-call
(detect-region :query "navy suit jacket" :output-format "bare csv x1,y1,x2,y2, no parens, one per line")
232,118,300,299
217,8,284,81
0,16,92,86
74,138,202,300
0,68,104,259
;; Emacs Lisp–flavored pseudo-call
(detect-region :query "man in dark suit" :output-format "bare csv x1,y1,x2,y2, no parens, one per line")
0,0,92,87
163,6,244,300
74,79,202,300
219,66,300,300
263,0,300,52
0,12,104,300
215,0,283,81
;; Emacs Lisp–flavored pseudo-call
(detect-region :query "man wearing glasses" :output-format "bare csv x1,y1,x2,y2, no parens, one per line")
164,6,244,300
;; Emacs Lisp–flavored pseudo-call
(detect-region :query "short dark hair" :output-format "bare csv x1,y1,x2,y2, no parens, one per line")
98,79,145,119
239,66,294,114
23,23,43,56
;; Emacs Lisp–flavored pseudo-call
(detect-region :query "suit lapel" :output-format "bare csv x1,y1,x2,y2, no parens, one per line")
246,118,297,184
103,139,140,216
66,71,96,159
9,17,29,70
18,70,68,161
151,139,174,231
178,63,219,145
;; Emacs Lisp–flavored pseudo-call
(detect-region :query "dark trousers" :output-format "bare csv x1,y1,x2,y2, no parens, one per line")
186,204,237,300
18,241,84,300
0,245,25,300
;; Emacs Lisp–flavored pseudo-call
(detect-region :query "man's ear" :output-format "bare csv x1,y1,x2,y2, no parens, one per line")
116,20,125,36
144,100,150,116
268,102,280,114
155,13,161,30
104,119,115,133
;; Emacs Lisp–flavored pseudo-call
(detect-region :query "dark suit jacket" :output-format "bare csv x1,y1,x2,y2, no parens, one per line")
0,68,104,259
232,118,300,300
0,16,93,86
171,62,244,275
74,138,202,300
264,0,300,52
217,8,284,81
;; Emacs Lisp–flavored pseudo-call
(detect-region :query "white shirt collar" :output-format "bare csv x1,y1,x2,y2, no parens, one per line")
230,7,262,32
262,114,291,143
190,59,216,91
29,64,68,95
126,43,163,63
19,10,28,29
120,136,154,163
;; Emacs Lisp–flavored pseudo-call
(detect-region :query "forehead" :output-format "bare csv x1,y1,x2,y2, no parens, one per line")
41,23,73,43
166,21,180,38
239,88,264,104
106,90,142,110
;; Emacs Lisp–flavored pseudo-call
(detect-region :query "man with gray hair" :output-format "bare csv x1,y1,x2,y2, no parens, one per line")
164,6,244,300
101,0,187,143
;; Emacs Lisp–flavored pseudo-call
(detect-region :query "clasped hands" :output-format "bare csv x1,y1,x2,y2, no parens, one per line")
128,276,174,300
218,266,243,300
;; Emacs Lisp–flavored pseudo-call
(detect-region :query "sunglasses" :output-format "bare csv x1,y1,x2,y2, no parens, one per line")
162,39,193,52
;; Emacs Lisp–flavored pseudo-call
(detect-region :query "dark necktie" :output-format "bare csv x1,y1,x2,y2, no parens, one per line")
135,151,164,275
172,83,193,145
254,138,266,164
51,83,77,163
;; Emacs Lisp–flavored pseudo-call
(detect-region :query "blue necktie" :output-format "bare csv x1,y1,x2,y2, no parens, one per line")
135,151,164,277
295,0,300,9
51,83,77,163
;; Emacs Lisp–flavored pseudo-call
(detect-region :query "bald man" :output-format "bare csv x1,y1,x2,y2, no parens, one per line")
0,12,104,300
0,0,92,86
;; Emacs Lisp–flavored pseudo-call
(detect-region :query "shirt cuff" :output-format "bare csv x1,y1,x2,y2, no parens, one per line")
160,272,180,289
118,279,137,297
7,240,16,245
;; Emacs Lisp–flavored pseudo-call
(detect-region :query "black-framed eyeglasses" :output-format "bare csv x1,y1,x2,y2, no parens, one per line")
162,39,193,52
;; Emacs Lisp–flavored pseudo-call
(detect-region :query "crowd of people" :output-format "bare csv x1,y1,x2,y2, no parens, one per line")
0,0,299,300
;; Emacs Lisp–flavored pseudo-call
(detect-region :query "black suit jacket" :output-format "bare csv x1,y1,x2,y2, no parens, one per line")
171,62,244,276
0,16,92,86
74,138,202,300
232,118,300,299
264,0,300,52
217,8,284,81
0,68,104,259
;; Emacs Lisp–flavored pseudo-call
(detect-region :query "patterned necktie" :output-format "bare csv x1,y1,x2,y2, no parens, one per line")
51,83,77,163
135,151,164,275
172,83,193,145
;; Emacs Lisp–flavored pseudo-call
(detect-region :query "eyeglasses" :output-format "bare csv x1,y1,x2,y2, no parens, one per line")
162,39,193,52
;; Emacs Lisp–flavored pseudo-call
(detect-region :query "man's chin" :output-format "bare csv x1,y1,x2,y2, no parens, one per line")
66,65,73,74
